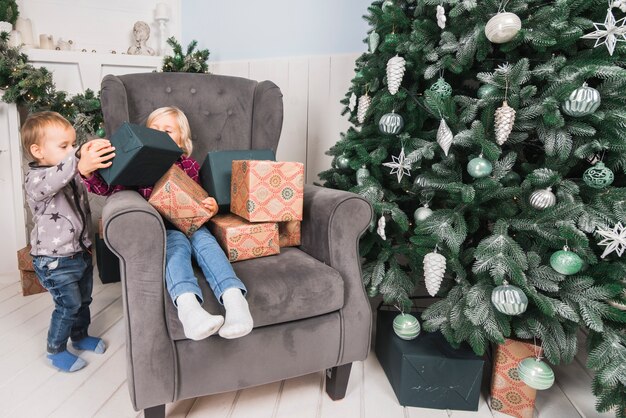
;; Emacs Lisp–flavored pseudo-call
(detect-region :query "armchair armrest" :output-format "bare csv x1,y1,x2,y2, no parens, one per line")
300,184,374,364
101,191,175,410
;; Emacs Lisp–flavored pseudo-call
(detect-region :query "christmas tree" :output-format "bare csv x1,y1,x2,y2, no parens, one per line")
320,0,626,414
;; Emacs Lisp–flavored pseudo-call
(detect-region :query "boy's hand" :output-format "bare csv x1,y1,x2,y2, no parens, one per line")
202,196,218,218
78,139,116,178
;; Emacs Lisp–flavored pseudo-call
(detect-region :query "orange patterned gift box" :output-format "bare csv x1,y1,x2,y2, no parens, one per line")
149,165,212,237
208,213,280,262
230,160,304,222
16,245,47,296
278,221,300,247
490,338,543,418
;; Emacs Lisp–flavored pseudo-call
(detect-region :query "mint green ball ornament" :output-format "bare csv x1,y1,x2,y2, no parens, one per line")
491,283,528,315
429,77,452,99
336,155,350,169
550,247,583,275
517,358,555,390
393,313,421,340
467,155,493,178
583,162,614,189
96,127,106,138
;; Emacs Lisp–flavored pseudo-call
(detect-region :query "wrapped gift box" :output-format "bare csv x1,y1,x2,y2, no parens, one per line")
375,306,484,411
16,245,47,296
200,149,275,213
208,213,279,262
278,221,301,247
98,122,183,186
149,165,212,236
490,338,543,418
230,160,304,222
95,219,121,284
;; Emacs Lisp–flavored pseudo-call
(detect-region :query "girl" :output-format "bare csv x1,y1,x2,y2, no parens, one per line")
82,107,253,341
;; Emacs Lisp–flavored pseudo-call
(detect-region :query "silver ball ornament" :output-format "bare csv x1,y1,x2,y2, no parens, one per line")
491,283,528,315
529,187,556,210
485,12,522,43
414,205,433,222
379,112,404,135
562,83,601,117
336,155,350,169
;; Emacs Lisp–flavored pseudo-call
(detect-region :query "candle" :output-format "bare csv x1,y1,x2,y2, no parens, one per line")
15,18,34,47
155,3,170,20
8,30,21,48
39,34,54,49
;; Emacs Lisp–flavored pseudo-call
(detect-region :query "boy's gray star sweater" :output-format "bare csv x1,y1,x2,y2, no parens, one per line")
24,150,93,257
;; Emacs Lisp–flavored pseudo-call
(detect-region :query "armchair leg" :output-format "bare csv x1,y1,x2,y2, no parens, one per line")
144,404,165,418
325,363,353,400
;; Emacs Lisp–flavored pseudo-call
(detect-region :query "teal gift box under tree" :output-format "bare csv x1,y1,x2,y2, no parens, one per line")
375,305,485,411
98,122,183,186
200,149,275,213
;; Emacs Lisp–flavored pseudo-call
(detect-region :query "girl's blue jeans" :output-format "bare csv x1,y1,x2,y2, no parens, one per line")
165,226,246,306
32,252,93,354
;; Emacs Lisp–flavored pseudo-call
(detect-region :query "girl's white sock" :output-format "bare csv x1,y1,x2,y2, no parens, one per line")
219,288,253,339
176,292,224,341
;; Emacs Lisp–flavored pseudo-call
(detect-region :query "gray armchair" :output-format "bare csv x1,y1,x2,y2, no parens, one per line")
99,72,373,417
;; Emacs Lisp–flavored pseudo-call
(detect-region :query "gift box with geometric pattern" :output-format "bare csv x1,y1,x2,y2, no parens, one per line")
278,221,301,247
148,165,212,237
490,338,543,418
230,160,304,222
16,245,47,296
208,213,280,262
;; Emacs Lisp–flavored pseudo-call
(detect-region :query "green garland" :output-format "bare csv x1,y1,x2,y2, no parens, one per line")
0,33,210,143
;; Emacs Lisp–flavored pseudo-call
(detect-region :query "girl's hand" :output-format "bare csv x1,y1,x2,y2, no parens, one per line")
202,196,218,218
78,139,116,178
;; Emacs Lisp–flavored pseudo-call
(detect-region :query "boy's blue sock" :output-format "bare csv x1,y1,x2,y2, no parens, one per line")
47,350,87,372
72,336,106,354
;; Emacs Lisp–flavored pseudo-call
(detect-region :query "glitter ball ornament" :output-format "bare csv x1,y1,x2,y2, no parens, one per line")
336,155,350,169
491,283,528,315
467,155,493,178
424,250,446,297
495,101,516,145
477,84,498,98
414,205,433,222
369,31,380,53
583,161,614,189
518,358,555,390
384,32,399,48
356,166,370,186
386,55,406,95
393,313,421,340
357,94,371,124
437,119,453,156
429,77,452,99
550,247,583,275
485,12,522,43
529,187,556,210
562,83,601,117
379,112,404,135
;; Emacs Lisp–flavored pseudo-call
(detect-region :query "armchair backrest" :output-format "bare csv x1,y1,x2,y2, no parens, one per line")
100,72,284,161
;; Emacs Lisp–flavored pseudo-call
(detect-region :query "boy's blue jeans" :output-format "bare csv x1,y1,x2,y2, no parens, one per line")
32,252,93,354
165,226,246,306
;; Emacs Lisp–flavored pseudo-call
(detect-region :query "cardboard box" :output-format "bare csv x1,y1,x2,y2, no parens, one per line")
278,221,301,247
208,213,279,262
490,338,542,418
16,246,47,296
200,149,276,213
149,165,212,236
230,160,304,222
375,306,484,411
98,122,183,186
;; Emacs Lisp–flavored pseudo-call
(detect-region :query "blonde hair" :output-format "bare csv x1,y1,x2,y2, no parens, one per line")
146,106,193,156
21,111,73,161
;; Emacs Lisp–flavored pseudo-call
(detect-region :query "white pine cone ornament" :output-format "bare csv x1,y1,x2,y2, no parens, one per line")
357,94,371,124
386,55,406,95
494,101,516,145
424,250,446,297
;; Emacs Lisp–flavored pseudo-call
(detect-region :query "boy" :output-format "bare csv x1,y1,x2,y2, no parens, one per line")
22,111,115,372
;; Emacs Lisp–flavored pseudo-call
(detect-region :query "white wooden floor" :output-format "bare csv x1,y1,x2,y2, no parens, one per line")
0,267,610,418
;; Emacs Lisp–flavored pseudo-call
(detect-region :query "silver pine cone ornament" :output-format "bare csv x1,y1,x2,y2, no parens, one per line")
357,94,371,124
437,119,453,156
386,55,406,95
424,249,446,297
495,101,516,145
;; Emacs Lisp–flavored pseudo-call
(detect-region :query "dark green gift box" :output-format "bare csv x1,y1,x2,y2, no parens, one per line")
375,306,484,411
200,149,275,213
98,122,183,186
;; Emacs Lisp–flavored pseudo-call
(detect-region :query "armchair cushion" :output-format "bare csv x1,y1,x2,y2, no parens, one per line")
165,247,345,341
